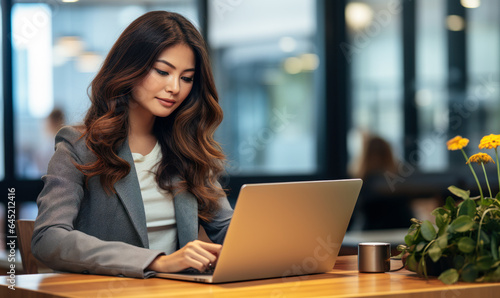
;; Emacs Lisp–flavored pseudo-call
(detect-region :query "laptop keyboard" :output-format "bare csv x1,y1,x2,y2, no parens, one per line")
179,267,215,275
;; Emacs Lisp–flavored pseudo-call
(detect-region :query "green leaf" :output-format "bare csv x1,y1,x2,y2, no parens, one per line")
404,225,419,246
421,220,437,241
445,196,457,212
405,230,416,246
436,233,448,249
454,255,465,269
405,224,419,241
483,266,500,282
494,200,500,209
438,268,459,284
457,237,476,253
410,218,422,225
396,244,407,252
458,199,476,218
435,213,449,232
492,235,498,260
417,255,427,278
437,225,447,237
428,242,442,263
492,267,500,281
406,254,418,272
461,263,479,282
448,215,475,233
476,255,494,271
416,241,426,252
408,224,417,233
431,207,449,217
479,198,495,206
448,185,470,200
479,230,491,246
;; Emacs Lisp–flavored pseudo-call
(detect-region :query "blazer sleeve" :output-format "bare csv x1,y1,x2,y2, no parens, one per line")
31,127,164,278
200,185,233,244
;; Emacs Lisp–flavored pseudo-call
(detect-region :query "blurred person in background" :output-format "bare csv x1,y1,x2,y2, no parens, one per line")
37,108,66,174
45,108,65,136
17,108,66,179
349,133,414,230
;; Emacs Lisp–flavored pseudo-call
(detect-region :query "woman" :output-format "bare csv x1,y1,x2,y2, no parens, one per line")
350,133,412,230
31,11,233,278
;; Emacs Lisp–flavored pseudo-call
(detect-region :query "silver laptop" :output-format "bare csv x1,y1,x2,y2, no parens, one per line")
156,179,362,283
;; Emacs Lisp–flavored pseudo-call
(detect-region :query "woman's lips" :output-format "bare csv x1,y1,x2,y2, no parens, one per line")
157,97,176,107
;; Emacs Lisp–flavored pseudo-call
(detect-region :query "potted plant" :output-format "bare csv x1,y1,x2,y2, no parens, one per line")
398,134,500,284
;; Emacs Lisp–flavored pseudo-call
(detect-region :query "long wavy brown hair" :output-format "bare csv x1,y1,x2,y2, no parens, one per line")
76,11,225,221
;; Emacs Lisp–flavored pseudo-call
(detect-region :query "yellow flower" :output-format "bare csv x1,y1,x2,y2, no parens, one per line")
447,136,469,150
467,153,495,164
478,134,500,149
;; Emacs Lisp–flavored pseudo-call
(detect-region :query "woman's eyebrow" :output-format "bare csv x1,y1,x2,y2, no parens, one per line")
156,59,195,72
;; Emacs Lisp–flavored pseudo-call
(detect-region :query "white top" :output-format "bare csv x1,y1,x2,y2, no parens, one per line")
132,142,177,253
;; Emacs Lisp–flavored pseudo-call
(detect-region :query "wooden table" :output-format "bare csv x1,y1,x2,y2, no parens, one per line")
1,256,499,298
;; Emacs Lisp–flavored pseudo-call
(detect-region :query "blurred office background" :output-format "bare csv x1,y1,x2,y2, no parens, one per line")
1,0,499,231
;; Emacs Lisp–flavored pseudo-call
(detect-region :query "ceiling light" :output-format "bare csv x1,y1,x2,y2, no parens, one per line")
55,36,84,57
461,0,480,8
283,57,302,75
300,53,319,71
76,52,103,73
446,15,465,31
279,37,297,53
345,2,374,30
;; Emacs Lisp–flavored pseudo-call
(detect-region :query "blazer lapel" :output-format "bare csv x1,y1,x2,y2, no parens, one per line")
174,188,198,248
112,140,199,249
114,139,149,248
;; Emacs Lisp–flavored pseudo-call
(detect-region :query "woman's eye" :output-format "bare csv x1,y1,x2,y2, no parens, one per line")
156,69,168,76
182,76,194,83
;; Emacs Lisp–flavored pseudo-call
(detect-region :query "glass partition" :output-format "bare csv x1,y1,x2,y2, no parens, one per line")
209,0,319,175
346,0,403,171
467,1,500,143
415,0,447,172
0,3,3,181
12,0,198,179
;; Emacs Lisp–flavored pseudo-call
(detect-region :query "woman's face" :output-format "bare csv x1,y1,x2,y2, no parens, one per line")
131,43,195,118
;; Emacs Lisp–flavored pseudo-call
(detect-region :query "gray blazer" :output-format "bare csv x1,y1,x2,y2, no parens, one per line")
31,126,233,278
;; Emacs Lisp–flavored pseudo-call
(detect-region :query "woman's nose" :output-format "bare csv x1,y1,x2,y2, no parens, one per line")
165,76,180,94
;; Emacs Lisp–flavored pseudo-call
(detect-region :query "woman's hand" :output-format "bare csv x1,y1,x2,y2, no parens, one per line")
147,240,221,273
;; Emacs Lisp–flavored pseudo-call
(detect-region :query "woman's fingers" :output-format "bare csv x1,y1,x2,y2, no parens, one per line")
184,255,206,272
183,241,221,270
147,240,222,273
198,242,222,268
197,241,223,252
